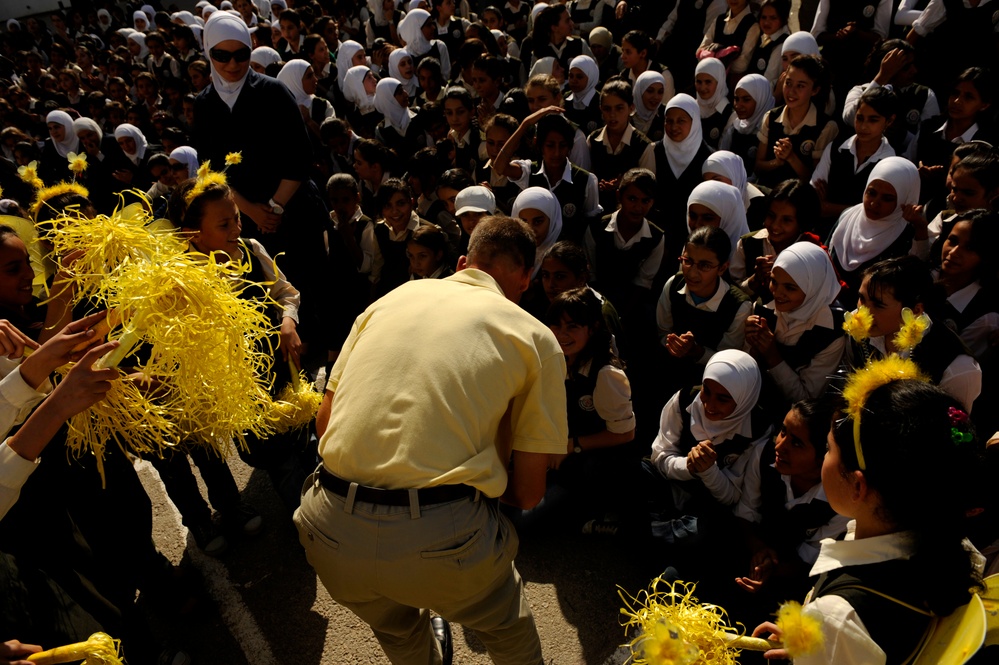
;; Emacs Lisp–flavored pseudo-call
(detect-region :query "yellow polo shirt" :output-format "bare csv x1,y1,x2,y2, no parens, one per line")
321,268,568,497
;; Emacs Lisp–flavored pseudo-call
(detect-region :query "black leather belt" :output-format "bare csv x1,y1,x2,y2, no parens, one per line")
317,467,477,506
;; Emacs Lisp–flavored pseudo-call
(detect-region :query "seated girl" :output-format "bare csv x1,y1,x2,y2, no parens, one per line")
631,70,669,143
731,178,821,302
648,349,772,516
686,180,751,264
754,378,983,665
827,156,926,302
719,73,775,175
811,86,897,229
406,223,453,280
693,58,733,150
564,55,602,136
745,241,845,406
369,178,436,297
342,64,382,139
702,150,767,229
696,0,760,77
745,0,791,87
846,255,982,413
512,186,563,280
374,77,422,157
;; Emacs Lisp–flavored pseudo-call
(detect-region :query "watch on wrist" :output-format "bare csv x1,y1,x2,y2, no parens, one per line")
573,436,582,454
269,198,285,215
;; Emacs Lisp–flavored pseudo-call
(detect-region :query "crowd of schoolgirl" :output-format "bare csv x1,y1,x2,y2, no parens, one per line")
1,0,999,663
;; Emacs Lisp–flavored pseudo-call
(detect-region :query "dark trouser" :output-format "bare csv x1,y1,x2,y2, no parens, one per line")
150,446,243,529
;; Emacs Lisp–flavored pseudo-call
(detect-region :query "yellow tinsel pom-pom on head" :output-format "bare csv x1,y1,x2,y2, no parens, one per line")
775,602,824,658
30,181,91,221
225,151,243,166
67,151,88,174
842,356,928,425
184,160,228,205
893,307,931,355
17,160,43,191
842,305,873,343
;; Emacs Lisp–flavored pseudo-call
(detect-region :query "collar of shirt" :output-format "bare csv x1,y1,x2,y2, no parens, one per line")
533,159,573,187
810,521,916,576
934,120,980,144
679,277,732,311
777,103,818,135
840,135,895,172
948,279,983,313
382,211,422,241
445,267,505,298
593,123,635,156
867,317,934,357
330,206,363,230
569,87,597,109
605,210,652,249
749,228,776,254
724,5,753,31
773,467,829,507
453,128,472,148
761,25,789,48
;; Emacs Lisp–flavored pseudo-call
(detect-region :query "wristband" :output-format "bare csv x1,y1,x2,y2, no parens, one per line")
573,436,582,454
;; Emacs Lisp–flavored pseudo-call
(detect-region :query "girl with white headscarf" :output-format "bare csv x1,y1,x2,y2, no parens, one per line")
512,187,563,279
701,151,766,229
37,110,81,185
650,349,770,510
113,123,148,165
365,0,402,48
694,58,731,149
828,156,923,299
133,10,150,32
169,146,200,180
277,59,318,110
343,65,377,114
632,70,669,142
388,48,419,98
250,45,280,73
127,32,149,64
564,55,600,135
336,41,366,90
374,78,419,155
745,241,845,402
719,74,774,173
397,8,451,79
686,181,750,262
97,9,113,32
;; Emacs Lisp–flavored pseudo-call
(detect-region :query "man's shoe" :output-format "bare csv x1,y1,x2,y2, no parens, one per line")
431,616,453,665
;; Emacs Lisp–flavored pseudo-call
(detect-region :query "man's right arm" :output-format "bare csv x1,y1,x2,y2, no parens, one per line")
501,450,551,509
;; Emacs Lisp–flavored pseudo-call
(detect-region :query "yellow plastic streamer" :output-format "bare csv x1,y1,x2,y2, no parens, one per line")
27,631,123,664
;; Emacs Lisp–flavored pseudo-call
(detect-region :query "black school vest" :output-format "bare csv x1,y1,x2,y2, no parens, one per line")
566,364,609,438
703,104,733,147
411,42,444,73
757,105,829,188
373,220,423,296
914,115,980,170
564,93,603,137
367,11,402,43
652,141,711,216
756,303,845,371
436,17,466,61
148,55,177,81
895,85,931,138
588,214,664,300
728,128,759,170
588,128,652,211
748,32,787,76
810,559,934,664
938,284,998,336
825,0,878,32
668,274,749,350
528,161,593,243
832,224,915,299
825,139,878,207
568,0,595,26
712,11,756,50
757,440,838,555
676,387,771,460
541,37,586,74
852,322,968,384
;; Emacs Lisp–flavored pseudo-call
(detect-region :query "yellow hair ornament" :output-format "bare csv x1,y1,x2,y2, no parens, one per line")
842,305,873,343
841,356,928,470
67,151,88,175
26,631,123,664
893,307,931,356
775,601,824,659
17,160,43,191
224,151,242,166
185,152,242,205
29,181,91,221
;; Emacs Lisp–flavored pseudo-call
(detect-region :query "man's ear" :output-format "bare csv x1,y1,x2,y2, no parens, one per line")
456,255,468,271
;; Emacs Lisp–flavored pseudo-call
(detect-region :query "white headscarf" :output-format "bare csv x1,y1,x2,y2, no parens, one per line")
176,11,197,25
568,55,599,108
46,111,80,159
694,58,729,118
702,151,751,207
128,32,149,59
220,1,234,9
828,156,920,271
388,48,418,96
141,4,156,21
781,31,820,58
203,5,219,19
169,146,200,179
337,41,365,89
663,94,703,179
277,58,312,107
368,0,398,26
686,181,749,261
114,123,148,163
398,8,432,57
203,10,252,110
772,242,842,344
73,117,103,143
98,10,112,30
529,56,556,79
250,46,280,68
133,10,149,31
191,24,204,46
633,70,666,126
375,77,415,133
732,73,774,135
344,65,376,113
512,187,563,279
688,350,762,444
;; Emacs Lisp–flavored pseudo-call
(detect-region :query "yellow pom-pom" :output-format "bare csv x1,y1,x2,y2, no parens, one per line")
225,151,243,166
67,151,88,174
893,307,930,355
185,160,228,205
843,306,873,343
17,160,44,191
637,621,700,665
26,630,123,664
776,602,824,658
842,356,928,423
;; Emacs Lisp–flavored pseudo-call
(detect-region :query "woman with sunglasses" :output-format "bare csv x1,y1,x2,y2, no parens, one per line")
192,10,333,367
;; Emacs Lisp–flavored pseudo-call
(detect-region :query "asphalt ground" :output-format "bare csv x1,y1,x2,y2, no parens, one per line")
135,455,653,665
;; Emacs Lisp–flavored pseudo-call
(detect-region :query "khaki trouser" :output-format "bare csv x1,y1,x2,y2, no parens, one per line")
294,472,544,665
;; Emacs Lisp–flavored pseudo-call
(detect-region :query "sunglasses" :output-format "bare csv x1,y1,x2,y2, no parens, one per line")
210,46,251,63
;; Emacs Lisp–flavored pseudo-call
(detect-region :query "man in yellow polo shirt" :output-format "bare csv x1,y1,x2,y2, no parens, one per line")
294,216,568,665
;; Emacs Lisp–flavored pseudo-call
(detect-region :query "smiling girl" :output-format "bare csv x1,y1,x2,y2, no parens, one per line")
370,178,436,296
694,58,733,150
720,74,775,173
587,81,652,213
630,70,671,143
